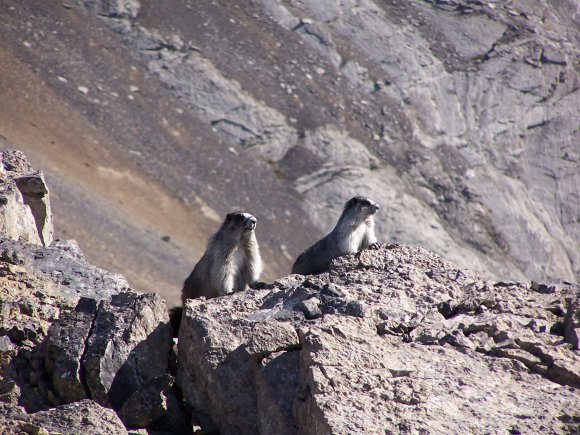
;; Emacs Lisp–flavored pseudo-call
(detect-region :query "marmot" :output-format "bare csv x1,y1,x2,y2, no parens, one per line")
182,211,263,301
170,212,263,335
291,196,380,275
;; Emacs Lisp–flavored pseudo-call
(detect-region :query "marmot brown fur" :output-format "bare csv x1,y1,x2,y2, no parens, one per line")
291,196,380,275
170,212,262,335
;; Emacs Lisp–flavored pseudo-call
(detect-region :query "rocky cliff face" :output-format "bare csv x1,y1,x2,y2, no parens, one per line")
0,0,577,305
0,152,577,434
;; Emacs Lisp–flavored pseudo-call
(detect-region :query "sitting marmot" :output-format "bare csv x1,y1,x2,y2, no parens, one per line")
170,212,263,335
292,196,380,275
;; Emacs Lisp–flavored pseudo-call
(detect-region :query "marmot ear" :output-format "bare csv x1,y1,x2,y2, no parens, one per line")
225,213,233,222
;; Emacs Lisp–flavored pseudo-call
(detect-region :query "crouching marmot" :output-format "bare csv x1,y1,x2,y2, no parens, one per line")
170,212,263,335
291,196,380,275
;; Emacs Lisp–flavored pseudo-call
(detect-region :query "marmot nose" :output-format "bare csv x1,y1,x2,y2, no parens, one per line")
246,216,257,228
373,203,380,211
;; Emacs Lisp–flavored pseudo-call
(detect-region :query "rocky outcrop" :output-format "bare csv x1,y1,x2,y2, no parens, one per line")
178,244,579,434
0,152,184,433
0,250,180,430
1,150,578,433
0,150,52,247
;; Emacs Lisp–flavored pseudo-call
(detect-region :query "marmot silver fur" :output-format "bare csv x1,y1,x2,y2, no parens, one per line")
292,197,380,275
181,212,263,302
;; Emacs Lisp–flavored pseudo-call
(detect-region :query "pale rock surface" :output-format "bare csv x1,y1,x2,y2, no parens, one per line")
0,150,50,247
177,244,579,434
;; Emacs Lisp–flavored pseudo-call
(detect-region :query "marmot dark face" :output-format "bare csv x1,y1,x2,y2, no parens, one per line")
224,212,257,235
344,196,380,217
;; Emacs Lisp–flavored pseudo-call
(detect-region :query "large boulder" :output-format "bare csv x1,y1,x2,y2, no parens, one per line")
177,244,579,434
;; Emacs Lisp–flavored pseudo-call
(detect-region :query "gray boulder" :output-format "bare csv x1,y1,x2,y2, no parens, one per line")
177,244,579,434
0,238,130,301
82,291,172,410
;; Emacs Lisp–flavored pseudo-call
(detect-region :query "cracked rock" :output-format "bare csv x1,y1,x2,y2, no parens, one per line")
177,244,579,434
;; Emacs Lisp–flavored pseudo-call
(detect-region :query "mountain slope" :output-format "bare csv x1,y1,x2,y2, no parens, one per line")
0,0,578,304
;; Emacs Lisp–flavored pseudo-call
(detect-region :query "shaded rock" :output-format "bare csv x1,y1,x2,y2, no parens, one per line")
43,298,98,404
296,298,322,320
82,292,172,411
255,350,300,435
177,292,300,434
0,151,43,245
0,150,53,247
13,172,53,246
118,374,178,429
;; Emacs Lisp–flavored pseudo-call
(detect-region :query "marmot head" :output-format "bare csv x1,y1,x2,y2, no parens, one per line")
344,196,380,220
222,212,257,239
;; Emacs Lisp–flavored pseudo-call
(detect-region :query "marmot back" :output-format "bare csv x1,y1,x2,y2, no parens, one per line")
181,212,263,302
292,197,380,275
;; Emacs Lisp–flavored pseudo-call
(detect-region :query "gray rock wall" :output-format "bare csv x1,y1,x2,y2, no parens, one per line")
74,0,579,284
2,0,577,301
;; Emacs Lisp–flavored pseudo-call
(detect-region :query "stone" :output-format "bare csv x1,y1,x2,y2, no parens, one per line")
117,374,174,428
177,245,579,434
178,292,300,434
13,172,53,246
23,400,128,434
43,297,98,404
0,238,130,301
82,292,172,411
0,151,43,245
296,297,322,319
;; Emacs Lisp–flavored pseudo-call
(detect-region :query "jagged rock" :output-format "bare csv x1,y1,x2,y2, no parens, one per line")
0,151,45,246
0,150,53,247
117,374,187,430
12,172,53,247
0,153,184,432
43,298,98,404
82,292,172,410
177,244,579,434
178,292,300,434
0,400,128,434
1,246,179,430
0,238,130,301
